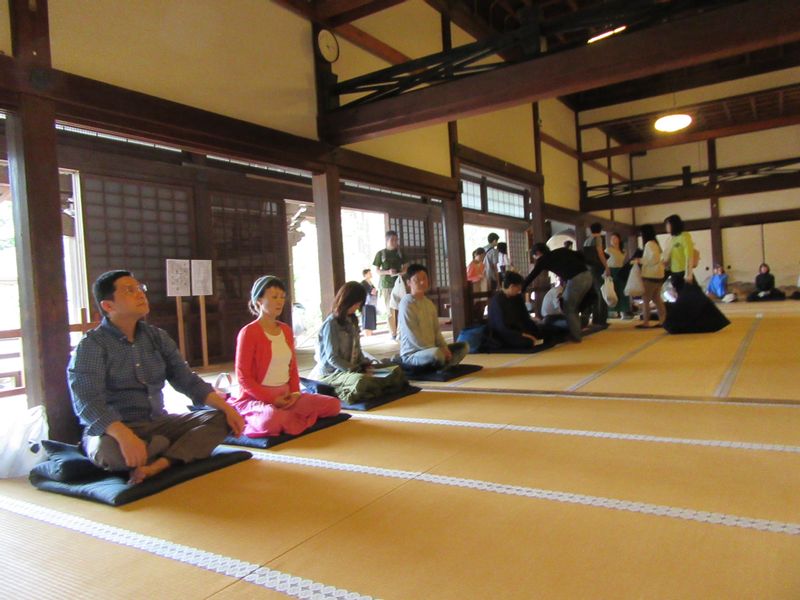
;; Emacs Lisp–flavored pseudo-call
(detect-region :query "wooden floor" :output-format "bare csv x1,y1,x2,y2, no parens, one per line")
2,302,800,599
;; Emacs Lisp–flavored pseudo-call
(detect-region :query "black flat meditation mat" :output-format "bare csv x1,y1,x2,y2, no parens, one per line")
403,363,483,382
222,413,352,449
29,441,251,507
479,340,558,354
341,385,422,411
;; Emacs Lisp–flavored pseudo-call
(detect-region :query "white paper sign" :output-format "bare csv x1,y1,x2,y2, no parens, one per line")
191,259,213,296
166,259,191,297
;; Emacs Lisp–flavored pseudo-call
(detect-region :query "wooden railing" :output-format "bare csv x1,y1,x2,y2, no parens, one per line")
0,310,99,399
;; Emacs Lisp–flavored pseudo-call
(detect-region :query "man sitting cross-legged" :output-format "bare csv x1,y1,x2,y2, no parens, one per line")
68,270,244,484
398,263,468,370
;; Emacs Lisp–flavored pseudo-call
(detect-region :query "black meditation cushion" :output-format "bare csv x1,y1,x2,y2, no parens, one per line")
30,444,251,507
402,363,483,382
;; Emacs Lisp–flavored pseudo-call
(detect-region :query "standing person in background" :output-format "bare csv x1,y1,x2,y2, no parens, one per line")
360,268,378,336
483,233,501,293
635,224,666,329
607,233,632,319
467,247,486,289
662,214,695,291
496,242,514,288
389,273,409,343
582,223,610,327
747,263,786,302
372,230,407,340
467,247,488,321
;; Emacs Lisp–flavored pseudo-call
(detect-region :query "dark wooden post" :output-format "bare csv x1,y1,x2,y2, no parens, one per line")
9,0,80,442
312,165,345,317
707,139,724,268
529,102,549,316
442,14,468,335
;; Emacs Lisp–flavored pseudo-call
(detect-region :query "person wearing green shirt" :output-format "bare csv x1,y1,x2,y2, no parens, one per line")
663,214,695,291
372,230,407,339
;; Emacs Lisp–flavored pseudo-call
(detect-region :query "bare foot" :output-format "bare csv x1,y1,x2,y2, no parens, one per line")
129,457,172,484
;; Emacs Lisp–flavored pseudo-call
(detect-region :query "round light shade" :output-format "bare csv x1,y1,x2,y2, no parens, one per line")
654,113,692,133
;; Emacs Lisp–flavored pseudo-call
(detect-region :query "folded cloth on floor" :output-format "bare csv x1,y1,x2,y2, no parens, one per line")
220,413,351,449
29,441,251,506
340,385,422,411
402,363,483,382
299,377,337,397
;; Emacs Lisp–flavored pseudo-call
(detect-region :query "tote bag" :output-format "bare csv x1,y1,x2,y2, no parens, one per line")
624,263,645,297
602,276,618,308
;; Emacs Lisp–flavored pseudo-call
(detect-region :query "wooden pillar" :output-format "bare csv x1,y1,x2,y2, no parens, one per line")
606,133,614,222
442,14,468,334
707,139,724,268
529,101,549,317
9,0,79,442
530,103,546,244
575,112,585,211
312,166,345,317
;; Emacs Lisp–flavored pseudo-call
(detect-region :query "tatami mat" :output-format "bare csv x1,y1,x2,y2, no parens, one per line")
580,317,754,397
6,306,800,599
423,326,660,392
230,481,800,600
729,315,800,400
0,510,240,599
354,390,800,446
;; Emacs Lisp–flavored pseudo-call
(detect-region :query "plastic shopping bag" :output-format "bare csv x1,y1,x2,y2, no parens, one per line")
0,405,48,478
624,263,645,297
602,276,618,308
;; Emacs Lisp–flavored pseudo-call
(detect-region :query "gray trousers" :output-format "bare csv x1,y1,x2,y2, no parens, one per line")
84,410,229,472
563,270,594,341
403,342,469,369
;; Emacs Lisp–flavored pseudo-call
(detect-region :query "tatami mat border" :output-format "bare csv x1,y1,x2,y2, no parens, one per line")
419,386,800,407
0,497,377,600
250,452,800,536
566,333,668,391
348,413,800,454
714,314,763,397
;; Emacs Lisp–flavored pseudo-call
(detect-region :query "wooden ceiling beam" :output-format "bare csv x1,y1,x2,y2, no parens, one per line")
583,171,800,211
581,112,800,161
335,23,411,64
273,0,410,64
325,0,408,27
320,0,800,145
566,42,800,111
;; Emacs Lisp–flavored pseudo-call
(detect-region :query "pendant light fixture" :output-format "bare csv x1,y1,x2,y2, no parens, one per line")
655,91,692,133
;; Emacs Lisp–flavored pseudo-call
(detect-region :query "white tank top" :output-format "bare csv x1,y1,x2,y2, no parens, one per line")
261,329,291,386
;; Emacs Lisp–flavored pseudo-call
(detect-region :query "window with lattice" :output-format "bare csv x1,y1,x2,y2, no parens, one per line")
82,175,192,305
461,180,482,211
211,192,285,301
486,186,525,219
389,216,427,267
432,221,450,288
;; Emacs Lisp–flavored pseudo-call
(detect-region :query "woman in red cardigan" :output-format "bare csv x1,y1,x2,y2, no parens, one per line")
230,275,340,437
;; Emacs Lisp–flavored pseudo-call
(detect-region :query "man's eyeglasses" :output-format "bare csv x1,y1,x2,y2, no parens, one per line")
117,284,148,295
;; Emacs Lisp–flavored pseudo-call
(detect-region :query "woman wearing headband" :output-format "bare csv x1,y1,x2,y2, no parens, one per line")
229,275,340,437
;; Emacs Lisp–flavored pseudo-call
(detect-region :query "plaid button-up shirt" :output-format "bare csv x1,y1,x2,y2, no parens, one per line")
68,317,213,436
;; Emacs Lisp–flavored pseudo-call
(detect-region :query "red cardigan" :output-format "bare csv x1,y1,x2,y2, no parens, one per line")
235,320,301,404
